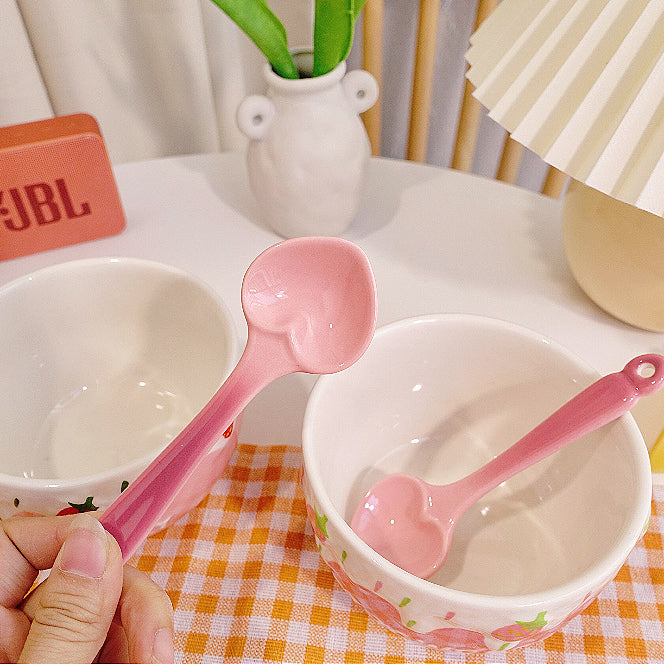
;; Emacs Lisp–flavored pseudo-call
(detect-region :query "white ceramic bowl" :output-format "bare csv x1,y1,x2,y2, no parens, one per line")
0,257,239,530
301,314,652,652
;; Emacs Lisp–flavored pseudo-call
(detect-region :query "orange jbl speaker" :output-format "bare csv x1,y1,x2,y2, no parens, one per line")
0,113,126,261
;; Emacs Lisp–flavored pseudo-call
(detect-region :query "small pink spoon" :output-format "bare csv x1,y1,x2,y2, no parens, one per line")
351,354,664,579
101,237,376,561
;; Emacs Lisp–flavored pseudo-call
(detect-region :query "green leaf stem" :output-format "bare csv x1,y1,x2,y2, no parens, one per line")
208,0,298,79
313,0,368,77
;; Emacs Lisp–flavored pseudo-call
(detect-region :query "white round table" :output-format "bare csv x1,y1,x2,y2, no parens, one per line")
2,152,663,455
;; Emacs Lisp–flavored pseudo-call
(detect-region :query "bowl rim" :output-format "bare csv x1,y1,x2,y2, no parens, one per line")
302,313,653,608
0,256,239,490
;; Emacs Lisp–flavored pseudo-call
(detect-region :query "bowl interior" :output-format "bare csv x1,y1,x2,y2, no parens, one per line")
0,258,235,480
305,315,649,596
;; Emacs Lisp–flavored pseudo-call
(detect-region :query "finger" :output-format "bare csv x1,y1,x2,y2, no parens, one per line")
0,606,30,662
0,515,74,606
110,565,174,664
18,513,123,664
96,621,129,663
21,565,174,663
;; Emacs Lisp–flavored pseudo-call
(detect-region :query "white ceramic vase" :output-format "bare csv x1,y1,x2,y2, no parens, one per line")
562,179,664,332
236,51,378,238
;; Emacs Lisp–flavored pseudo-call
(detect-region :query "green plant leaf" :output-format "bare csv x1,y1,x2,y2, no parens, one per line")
313,0,368,77
208,0,299,79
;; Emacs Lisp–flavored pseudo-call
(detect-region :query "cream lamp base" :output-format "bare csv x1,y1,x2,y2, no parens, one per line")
563,179,664,332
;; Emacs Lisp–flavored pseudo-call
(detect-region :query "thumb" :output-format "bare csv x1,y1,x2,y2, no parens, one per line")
19,513,123,664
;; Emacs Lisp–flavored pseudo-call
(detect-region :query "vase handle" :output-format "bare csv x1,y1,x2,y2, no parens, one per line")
342,70,379,114
236,95,276,141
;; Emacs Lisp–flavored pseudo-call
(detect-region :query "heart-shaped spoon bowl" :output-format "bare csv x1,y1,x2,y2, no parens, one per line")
101,237,377,560
301,314,652,653
351,353,663,579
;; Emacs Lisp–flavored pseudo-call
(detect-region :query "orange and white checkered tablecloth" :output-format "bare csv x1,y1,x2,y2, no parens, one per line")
129,445,664,663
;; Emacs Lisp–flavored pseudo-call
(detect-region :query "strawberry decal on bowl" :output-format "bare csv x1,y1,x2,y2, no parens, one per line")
57,496,99,515
306,504,329,542
326,560,489,651
417,626,489,652
492,610,547,643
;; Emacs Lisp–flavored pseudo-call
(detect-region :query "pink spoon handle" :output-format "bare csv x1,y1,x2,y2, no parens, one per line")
100,330,294,562
442,354,664,516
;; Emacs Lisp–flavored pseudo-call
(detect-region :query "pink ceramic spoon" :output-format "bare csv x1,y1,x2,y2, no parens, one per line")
351,354,664,579
101,237,376,561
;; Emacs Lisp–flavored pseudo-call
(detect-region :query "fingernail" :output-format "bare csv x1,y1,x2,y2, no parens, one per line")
58,513,108,579
152,627,175,664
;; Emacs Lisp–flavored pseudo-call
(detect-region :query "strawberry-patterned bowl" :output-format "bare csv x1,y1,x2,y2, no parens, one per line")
0,257,240,531
301,314,652,652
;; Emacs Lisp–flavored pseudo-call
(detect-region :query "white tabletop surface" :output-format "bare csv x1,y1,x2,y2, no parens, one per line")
3,152,664,454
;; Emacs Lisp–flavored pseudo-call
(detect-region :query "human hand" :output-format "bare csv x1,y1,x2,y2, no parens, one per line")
0,513,174,663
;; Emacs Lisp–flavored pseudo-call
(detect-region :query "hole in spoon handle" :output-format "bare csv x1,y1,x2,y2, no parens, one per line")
622,354,664,395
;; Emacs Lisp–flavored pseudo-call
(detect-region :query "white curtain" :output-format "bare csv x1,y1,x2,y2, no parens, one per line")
2,0,546,190
2,0,267,161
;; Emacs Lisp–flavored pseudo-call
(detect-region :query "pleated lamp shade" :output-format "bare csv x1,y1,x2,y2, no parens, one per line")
466,0,664,217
